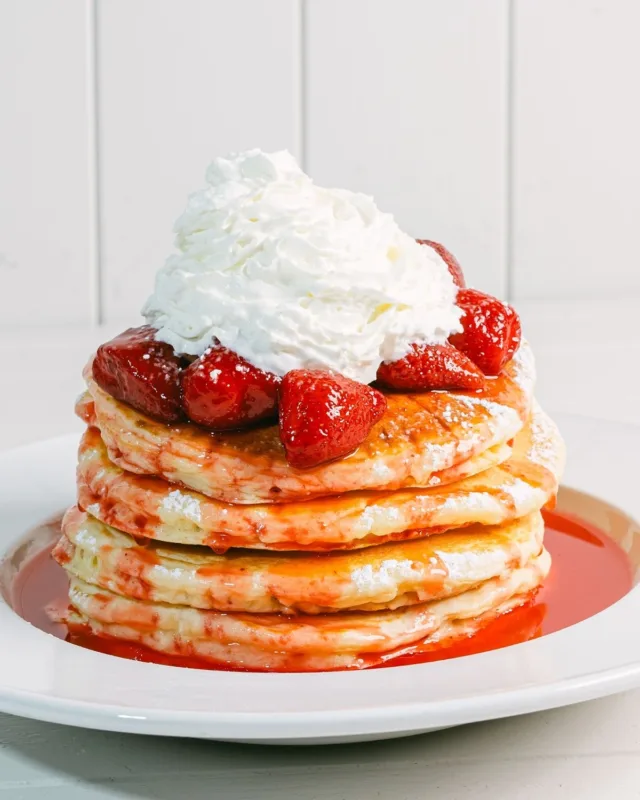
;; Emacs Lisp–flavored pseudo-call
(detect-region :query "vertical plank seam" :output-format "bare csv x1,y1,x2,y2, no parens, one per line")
86,0,103,324
296,0,307,169
504,0,516,302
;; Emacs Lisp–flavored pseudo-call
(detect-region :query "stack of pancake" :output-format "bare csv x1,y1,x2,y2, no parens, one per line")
53,342,564,671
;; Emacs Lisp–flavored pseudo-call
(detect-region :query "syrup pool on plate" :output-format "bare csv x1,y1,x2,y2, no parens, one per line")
11,509,634,672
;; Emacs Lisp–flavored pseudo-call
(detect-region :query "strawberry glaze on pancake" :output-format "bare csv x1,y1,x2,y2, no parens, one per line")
75,402,562,551
77,343,535,504
55,508,544,614
62,549,550,672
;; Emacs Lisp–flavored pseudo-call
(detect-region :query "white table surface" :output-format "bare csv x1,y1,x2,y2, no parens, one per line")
2,298,640,799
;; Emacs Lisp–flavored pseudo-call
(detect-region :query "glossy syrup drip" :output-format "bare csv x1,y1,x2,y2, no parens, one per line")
12,509,634,672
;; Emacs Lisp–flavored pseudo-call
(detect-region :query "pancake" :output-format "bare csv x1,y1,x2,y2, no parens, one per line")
63,548,550,671
76,430,510,551
76,402,562,551
77,342,535,504
55,508,544,614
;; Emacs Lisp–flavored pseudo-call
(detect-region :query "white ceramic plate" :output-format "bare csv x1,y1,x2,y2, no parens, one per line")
1,414,639,745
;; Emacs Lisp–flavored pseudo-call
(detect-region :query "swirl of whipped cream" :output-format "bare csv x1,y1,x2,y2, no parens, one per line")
142,149,462,384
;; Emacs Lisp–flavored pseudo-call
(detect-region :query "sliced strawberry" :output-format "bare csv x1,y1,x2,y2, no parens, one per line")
449,289,522,375
93,326,183,423
279,370,387,469
181,346,280,430
377,343,485,391
417,239,466,289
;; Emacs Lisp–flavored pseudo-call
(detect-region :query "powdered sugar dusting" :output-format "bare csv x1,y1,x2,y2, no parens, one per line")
511,341,536,395
502,477,541,510
527,400,566,475
161,490,203,524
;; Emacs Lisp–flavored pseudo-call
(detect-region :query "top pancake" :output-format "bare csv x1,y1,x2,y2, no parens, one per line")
78,342,535,504
77,402,563,551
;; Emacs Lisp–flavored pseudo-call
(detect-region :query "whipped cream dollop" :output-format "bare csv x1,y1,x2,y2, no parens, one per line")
142,149,462,384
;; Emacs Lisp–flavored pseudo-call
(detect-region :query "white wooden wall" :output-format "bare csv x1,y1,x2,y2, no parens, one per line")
1,0,639,330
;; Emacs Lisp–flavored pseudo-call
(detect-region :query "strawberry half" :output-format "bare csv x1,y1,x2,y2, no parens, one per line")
92,326,183,423
417,239,466,289
377,343,485,391
181,346,280,430
279,370,387,469
449,289,522,375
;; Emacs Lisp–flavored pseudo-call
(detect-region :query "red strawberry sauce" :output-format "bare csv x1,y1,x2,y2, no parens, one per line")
10,509,633,672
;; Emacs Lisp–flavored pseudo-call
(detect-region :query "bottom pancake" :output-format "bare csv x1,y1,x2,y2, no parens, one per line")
63,549,550,672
